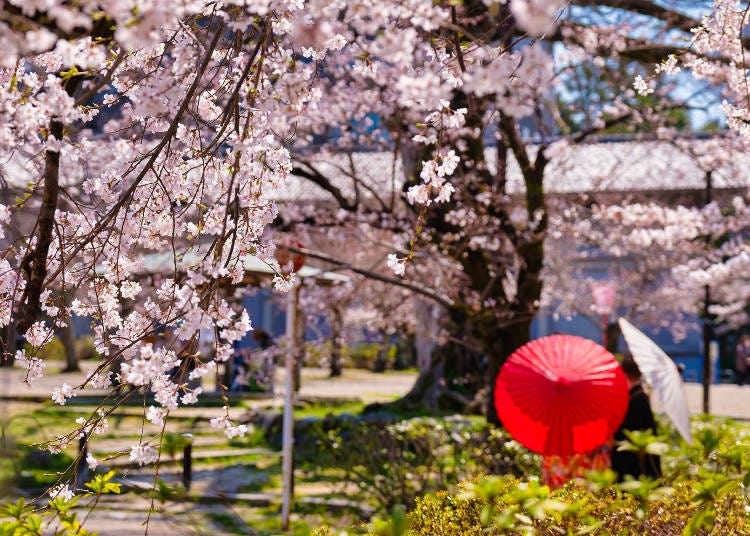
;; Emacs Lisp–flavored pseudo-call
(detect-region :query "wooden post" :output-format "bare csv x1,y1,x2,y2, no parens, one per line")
182,433,193,491
281,282,299,531
702,170,713,415
702,287,712,414
76,432,89,488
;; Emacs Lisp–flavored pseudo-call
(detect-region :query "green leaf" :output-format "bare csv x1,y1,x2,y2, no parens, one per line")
514,512,534,526
584,469,617,492
691,474,740,504
21,514,44,535
683,504,716,536
0,498,34,519
85,470,121,495
576,520,606,535
494,506,517,529
479,504,495,527
645,441,670,456
694,428,723,457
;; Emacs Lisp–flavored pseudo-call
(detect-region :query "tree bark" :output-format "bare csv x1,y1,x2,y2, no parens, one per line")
413,297,442,371
329,308,343,378
485,318,535,424
0,323,18,367
60,290,79,372
16,120,63,334
365,311,486,415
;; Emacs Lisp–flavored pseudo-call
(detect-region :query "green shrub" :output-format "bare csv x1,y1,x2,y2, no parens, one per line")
344,343,380,370
408,475,750,535
75,335,102,361
310,416,750,536
1,472,121,535
1,447,76,491
23,336,66,362
306,341,391,372
301,416,539,511
305,342,332,368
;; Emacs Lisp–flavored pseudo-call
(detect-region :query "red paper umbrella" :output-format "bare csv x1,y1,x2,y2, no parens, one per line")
495,334,629,456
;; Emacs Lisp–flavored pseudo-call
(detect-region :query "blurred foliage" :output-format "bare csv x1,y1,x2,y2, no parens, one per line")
312,415,750,535
75,335,102,361
161,432,192,461
306,339,414,372
301,416,539,511
23,337,66,362
1,411,76,494
1,471,120,535
407,474,740,535
347,342,383,370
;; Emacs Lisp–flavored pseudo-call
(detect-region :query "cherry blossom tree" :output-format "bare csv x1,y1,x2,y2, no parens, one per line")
0,5,743,521
0,0,475,506
0,1,639,514
275,0,726,421
666,1,750,332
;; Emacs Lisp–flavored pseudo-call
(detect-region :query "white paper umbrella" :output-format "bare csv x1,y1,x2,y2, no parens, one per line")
618,317,693,444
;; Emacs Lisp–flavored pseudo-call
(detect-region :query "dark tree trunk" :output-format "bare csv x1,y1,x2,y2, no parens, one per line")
60,319,78,372
329,308,342,378
373,332,390,373
486,318,534,424
392,333,416,370
366,338,483,415
371,34,548,422
0,323,18,367
60,291,79,372
365,313,536,422
16,120,63,334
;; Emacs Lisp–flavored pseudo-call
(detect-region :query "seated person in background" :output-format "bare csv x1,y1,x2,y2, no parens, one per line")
612,355,662,481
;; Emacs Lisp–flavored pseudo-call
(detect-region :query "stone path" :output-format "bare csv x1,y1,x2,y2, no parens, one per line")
680,383,750,421
0,365,416,406
70,496,234,535
3,364,750,419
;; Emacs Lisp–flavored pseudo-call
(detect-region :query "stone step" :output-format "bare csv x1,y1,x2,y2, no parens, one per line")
96,447,279,468
297,496,375,517
89,433,233,453
44,405,251,421
119,479,373,516
120,479,276,506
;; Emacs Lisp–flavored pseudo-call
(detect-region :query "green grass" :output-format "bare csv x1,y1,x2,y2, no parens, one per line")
382,367,418,375
206,511,249,535
0,446,75,493
243,506,321,536
228,426,268,449
294,400,366,419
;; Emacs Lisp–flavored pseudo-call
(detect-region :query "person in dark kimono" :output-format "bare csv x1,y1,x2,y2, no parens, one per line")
735,334,750,386
611,354,662,481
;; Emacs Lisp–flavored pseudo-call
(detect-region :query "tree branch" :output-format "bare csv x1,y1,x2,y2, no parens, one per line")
17,120,63,333
43,19,227,287
291,163,357,211
288,245,454,310
571,0,700,33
